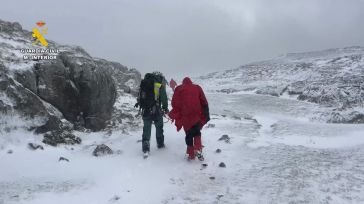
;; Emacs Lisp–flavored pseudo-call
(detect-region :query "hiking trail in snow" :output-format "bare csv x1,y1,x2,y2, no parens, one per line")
1,93,364,204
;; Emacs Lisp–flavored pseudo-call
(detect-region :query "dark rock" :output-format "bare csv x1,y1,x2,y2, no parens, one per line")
0,79,9,91
105,129,112,136
35,115,63,134
0,99,10,114
209,176,216,180
95,59,141,96
7,150,13,154
13,70,37,93
288,81,305,95
43,130,81,146
327,111,364,124
202,163,208,167
280,85,289,95
219,162,226,168
3,127,11,133
93,144,113,157
218,135,230,143
59,157,70,162
232,116,241,120
24,55,118,131
111,195,120,201
347,112,364,123
206,124,215,128
217,88,238,94
0,20,23,34
28,143,44,150
215,149,222,153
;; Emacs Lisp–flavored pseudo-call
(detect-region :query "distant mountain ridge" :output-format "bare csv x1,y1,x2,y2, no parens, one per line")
197,46,364,123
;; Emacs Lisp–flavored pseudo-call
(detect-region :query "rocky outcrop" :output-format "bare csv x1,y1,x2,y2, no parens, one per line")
93,59,141,96
20,54,117,131
0,19,141,132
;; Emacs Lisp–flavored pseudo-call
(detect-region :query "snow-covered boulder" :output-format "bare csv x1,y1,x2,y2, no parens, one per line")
43,129,81,147
92,144,113,157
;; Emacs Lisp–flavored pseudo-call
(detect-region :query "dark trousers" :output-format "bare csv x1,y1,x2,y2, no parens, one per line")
185,122,201,147
142,114,164,152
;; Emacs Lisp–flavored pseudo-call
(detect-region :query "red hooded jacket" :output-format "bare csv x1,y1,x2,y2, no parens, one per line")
168,77,209,132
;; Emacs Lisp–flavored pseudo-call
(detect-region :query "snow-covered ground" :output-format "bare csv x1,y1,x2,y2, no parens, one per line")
1,92,364,204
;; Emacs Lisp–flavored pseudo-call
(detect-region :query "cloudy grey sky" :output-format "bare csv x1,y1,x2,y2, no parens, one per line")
1,0,364,79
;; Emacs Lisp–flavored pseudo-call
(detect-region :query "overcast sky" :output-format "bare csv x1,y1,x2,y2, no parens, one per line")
1,0,364,79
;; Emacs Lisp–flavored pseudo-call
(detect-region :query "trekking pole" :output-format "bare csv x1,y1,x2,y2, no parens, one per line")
163,111,173,123
163,115,171,123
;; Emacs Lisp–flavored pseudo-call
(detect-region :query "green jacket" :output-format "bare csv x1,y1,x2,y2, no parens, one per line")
159,83,168,111
137,75,168,113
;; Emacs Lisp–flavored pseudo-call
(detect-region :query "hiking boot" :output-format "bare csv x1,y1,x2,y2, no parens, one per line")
143,151,149,159
142,141,150,153
157,144,166,149
195,150,204,161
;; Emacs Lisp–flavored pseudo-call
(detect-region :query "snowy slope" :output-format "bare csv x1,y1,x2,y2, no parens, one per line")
195,46,364,123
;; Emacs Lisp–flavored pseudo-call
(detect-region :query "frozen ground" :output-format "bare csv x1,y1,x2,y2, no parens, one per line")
1,93,364,204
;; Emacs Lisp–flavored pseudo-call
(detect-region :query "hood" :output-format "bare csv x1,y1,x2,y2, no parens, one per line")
182,77,193,85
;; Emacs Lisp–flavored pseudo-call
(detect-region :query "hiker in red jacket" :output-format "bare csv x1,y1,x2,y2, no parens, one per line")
169,78,177,91
168,77,210,161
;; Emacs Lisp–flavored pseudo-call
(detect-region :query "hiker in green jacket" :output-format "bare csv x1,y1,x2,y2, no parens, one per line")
135,72,168,158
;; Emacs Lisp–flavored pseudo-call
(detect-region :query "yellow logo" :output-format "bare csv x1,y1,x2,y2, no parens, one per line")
32,21,48,47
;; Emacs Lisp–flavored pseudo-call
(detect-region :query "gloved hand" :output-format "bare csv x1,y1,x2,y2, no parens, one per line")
134,102,139,108
163,108,169,114
202,105,210,122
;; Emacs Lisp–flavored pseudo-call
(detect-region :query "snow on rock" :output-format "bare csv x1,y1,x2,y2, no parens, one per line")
92,144,113,157
43,129,81,147
0,19,141,132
